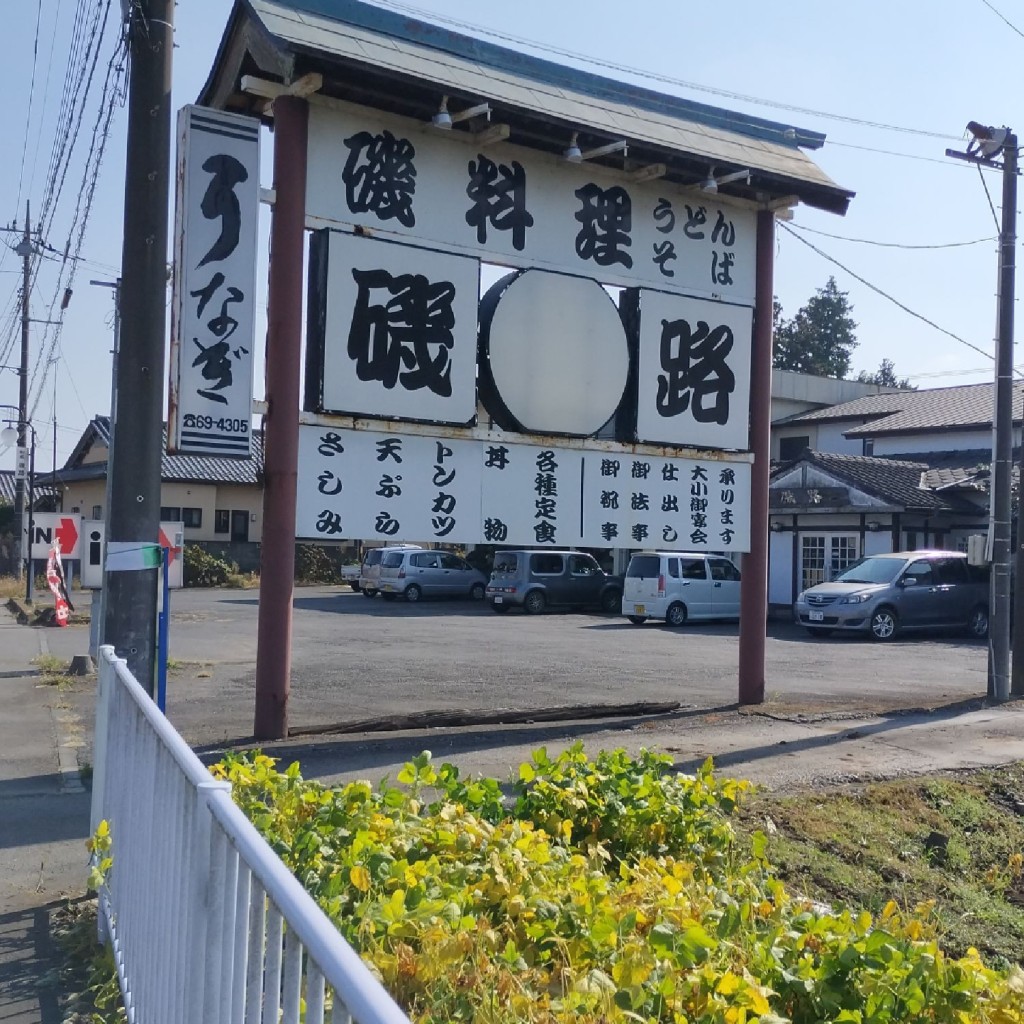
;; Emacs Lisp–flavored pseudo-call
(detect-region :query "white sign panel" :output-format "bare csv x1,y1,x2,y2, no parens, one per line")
306,102,757,305
635,290,753,451
169,105,260,457
296,425,750,551
28,513,82,561
14,445,28,481
318,232,480,423
81,520,185,589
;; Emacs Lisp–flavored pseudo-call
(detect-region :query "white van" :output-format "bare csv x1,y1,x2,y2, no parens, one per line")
622,551,741,626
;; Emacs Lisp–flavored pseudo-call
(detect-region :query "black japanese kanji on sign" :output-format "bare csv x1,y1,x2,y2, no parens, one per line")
574,183,633,268
465,154,533,251
347,268,456,397
342,130,417,227
655,319,736,425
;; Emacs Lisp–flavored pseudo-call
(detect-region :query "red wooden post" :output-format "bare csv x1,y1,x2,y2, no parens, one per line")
254,96,309,740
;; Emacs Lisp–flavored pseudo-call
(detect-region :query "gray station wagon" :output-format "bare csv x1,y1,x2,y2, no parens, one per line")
486,550,622,614
378,549,487,602
793,550,989,641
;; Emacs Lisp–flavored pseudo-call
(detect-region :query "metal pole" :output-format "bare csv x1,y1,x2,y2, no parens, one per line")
738,208,775,705
15,203,30,581
25,429,34,605
989,138,1016,702
102,0,173,694
90,278,121,649
253,96,309,740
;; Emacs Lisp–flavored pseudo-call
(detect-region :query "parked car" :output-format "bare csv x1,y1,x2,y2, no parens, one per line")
341,564,361,591
622,551,741,626
358,544,422,597
793,550,989,641
378,548,487,602
486,550,622,614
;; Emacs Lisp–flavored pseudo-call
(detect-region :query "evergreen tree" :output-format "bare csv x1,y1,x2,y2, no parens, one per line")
856,358,915,389
773,277,858,378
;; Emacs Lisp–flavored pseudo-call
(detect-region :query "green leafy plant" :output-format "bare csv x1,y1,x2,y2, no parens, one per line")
183,544,236,587
209,747,1024,1024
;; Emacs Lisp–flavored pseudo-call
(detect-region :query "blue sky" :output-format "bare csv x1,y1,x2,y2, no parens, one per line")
0,0,1018,473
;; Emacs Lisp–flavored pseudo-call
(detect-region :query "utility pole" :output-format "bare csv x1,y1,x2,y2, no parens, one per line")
949,123,1016,703
14,203,31,584
102,0,173,693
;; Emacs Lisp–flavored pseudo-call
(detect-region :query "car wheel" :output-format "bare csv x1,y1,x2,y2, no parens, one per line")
600,588,622,613
470,582,485,601
627,615,647,626
362,588,377,598
869,607,898,641
350,581,361,592
381,592,397,602
805,627,834,638
490,602,510,613
523,590,546,615
405,584,422,603
967,604,989,639
665,602,687,627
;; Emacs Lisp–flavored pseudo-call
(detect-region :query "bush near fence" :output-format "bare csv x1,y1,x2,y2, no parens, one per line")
182,541,361,587
213,746,1024,1024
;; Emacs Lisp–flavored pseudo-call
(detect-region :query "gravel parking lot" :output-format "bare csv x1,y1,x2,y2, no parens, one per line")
154,586,992,746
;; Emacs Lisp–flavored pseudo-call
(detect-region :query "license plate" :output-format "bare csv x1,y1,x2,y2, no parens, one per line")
809,610,824,622
493,596,504,604
383,584,394,592
634,604,646,616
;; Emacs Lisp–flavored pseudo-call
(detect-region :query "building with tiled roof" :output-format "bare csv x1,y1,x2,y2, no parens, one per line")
773,381,1024,462
768,446,990,606
38,416,266,552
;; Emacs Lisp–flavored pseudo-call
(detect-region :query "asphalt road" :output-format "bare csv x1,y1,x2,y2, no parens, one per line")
153,585,991,748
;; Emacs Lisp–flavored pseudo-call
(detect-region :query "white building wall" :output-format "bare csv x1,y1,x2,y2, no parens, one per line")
870,430,993,455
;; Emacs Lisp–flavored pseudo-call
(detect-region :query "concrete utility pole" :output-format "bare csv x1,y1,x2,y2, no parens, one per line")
949,123,1017,703
102,0,173,693
14,203,31,583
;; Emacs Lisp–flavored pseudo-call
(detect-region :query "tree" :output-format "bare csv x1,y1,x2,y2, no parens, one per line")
773,277,858,378
856,358,915,390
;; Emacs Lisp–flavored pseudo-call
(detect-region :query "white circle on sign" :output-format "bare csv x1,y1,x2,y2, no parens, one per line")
482,270,629,436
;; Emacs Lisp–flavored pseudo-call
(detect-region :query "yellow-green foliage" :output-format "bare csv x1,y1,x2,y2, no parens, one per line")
211,746,1024,1024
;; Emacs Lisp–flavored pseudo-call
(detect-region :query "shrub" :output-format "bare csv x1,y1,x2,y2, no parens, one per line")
211,745,1024,1024
294,543,341,584
182,544,236,587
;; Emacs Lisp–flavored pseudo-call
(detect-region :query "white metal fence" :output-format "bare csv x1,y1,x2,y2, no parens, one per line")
90,644,412,1024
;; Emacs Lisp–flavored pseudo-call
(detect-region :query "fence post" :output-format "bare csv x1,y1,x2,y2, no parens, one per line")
185,780,232,1024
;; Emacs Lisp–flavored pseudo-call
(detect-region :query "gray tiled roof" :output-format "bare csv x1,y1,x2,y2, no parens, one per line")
41,416,264,486
780,381,1024,437
773,450,984,514
0,470,61,505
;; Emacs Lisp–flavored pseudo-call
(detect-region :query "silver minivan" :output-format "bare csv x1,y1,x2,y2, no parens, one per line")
793,550,989,641
622,551,741,626
378,549,487,602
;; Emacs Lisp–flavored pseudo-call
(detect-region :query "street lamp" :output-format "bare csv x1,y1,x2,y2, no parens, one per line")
1,406,36,603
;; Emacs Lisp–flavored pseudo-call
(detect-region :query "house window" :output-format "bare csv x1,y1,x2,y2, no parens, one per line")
801,534,859,591
183,507,202,529
215,510,230,534
863,439,875,456
160,506,181,521
91,505,102,520
779,435,810,461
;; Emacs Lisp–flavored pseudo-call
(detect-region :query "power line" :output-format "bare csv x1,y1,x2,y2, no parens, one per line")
367,0,961,141
778,220,1013,373
786,222,996,251
15,0,44,215
980,0,1024,38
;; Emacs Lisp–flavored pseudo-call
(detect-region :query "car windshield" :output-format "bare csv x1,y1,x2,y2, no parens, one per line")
834,557,905,584
627,555,661,578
